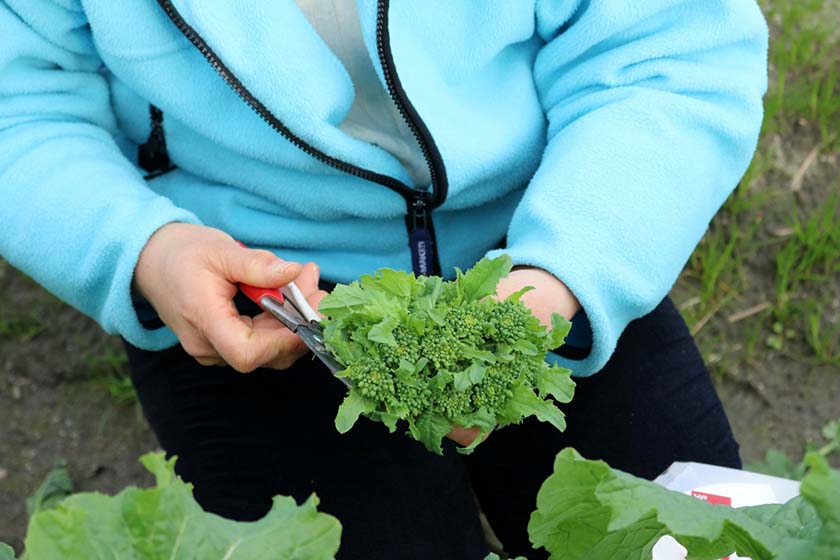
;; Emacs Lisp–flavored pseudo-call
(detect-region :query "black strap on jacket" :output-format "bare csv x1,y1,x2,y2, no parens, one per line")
138,104,175,179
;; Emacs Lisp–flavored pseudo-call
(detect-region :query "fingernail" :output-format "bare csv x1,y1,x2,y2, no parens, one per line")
271,261,299,275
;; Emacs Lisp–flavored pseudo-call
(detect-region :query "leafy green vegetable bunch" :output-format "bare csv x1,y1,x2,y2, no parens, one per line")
319,255,575,454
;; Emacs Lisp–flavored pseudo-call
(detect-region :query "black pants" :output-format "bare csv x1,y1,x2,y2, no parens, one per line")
125,297,740,559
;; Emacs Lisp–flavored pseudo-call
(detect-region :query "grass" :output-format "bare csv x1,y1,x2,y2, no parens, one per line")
748,417,840,478
0,309,46,341
85,345,138,406
805,301,840,365
762,0,840,148
676,0,840,376
774,191,840,316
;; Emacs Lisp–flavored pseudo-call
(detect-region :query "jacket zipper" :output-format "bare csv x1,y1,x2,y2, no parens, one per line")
155,0,445,275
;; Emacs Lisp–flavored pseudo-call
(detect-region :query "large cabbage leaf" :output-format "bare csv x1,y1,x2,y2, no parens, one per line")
0,544,15,560
18,452,341,560
527,449,839,560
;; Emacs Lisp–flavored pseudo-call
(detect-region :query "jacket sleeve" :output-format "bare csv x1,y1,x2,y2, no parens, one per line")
0,0,200,349
488,0,768,376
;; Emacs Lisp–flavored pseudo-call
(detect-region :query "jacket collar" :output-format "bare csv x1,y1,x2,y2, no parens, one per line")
164,0,412,183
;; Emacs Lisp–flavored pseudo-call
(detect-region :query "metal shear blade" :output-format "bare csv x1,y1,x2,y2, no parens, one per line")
238,279,351,388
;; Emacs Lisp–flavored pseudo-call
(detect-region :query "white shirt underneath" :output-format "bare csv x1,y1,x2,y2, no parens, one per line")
294,0,431,188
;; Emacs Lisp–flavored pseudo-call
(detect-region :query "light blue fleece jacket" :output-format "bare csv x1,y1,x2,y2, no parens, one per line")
0,0,767,376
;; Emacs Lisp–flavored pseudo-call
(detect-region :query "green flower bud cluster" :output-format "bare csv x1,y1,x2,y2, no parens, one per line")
321,255,574,455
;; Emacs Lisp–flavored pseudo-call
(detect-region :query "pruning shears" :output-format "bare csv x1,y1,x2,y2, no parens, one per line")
236,244,350,387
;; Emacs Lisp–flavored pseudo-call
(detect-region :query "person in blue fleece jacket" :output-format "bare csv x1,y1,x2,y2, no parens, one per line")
0,0,767,557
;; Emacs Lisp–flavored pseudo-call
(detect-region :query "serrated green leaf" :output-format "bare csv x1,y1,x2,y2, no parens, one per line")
409,316,426,334
379,411,400,433
500,385,566,431
397,358,414,372
505,285,534,303
453,369,472,392
367,316,398,345
427,307,446,325
535,365,575,404
363,289,404,320
547,313,573,350
822,419,840,443
26,463,73,517
335,391,375,434
408,414,453,455
432,370,453,390
317,281,368,313
530,398,566,432
468,361,487,384
452,407,497,455
23,453,342,560
413,274,444,300
453,406,496,433
375,268,413,300
461,346,497,364
394,372,416,388
321,319,364,366
513,339,540,356
456,255,512,301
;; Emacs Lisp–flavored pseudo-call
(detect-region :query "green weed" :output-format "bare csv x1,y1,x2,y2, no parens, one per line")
684,196,761,324
774,191,840,316
85,345,137,406
0,309,46,341
748,418,840,478
804,300,840,365
743,318,766,362
761,0,840,147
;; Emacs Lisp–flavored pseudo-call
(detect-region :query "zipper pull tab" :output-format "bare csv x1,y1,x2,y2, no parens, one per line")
406,196,440,277
138,105,174,177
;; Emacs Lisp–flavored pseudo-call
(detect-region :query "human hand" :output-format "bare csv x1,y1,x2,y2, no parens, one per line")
446,424,486,447
495,266,580,326
446,266,580,447
133,223,327,372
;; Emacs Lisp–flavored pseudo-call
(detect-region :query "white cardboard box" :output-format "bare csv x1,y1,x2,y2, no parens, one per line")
650,462,801,560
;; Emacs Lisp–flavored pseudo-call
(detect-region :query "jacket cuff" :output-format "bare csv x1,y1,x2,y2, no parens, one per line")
487,243,629,378
104,206,202,351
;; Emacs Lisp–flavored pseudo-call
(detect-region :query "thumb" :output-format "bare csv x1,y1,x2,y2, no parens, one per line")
217,244,302,287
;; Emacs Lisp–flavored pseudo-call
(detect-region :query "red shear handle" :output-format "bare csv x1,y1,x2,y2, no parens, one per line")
234,241,285,309
238,283,284,309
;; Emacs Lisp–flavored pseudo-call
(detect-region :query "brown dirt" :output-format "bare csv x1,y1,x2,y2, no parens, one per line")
704,125,839,467
0,265,156,552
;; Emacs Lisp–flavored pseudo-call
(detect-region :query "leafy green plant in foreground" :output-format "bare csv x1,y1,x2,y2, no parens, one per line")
524,448,839,560
749,418,840,480
2,453,340,560
319,255,575,454
24,462,73,517
5,449,838,559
